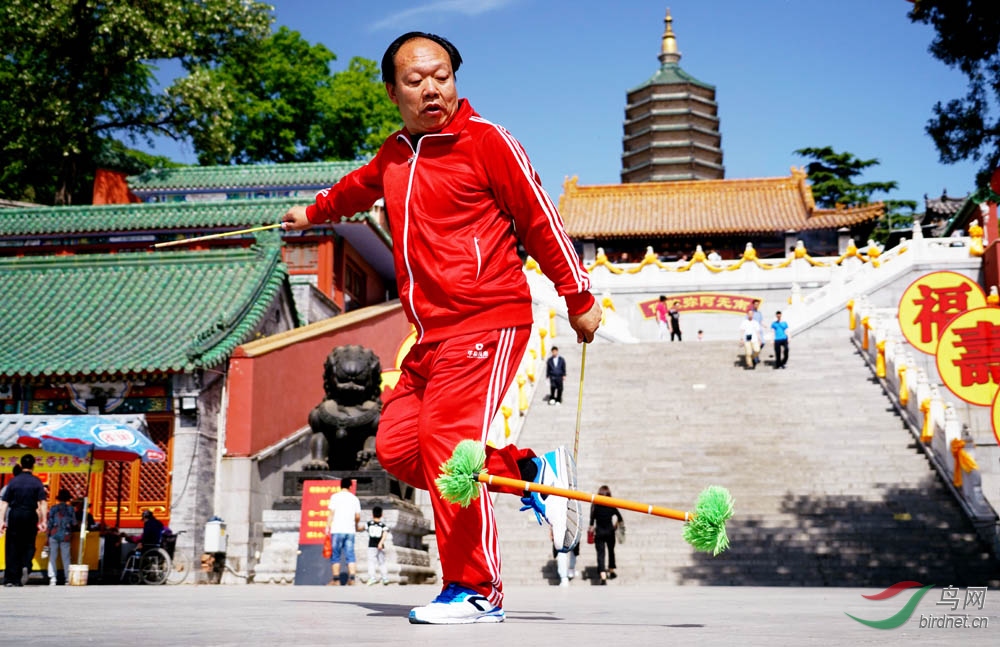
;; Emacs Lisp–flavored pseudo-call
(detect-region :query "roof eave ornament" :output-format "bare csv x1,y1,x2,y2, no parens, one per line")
658,8,682,66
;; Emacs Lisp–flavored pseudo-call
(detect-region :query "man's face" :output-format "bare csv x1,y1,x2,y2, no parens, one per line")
385,38,459,135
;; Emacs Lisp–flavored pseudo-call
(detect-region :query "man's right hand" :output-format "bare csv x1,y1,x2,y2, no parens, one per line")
281,205,312,231
569,300,602,343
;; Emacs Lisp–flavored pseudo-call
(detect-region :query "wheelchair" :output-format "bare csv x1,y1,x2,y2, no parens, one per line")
120,530,189,585
120,544,170,585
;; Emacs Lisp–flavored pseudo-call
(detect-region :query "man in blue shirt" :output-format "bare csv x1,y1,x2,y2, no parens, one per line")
771,311,789,369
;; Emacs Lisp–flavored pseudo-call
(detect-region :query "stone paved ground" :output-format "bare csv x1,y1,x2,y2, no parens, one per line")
3,582,997,646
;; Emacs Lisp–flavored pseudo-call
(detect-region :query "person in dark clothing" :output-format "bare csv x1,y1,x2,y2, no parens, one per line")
0,454,48,587
124,510,165,551
545,346,567,405
668,300,682,341
588,484,623,585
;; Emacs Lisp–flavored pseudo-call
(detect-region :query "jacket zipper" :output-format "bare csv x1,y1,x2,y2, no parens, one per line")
397,132,453,342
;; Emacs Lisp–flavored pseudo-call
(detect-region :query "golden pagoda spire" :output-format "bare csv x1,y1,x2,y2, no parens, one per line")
658,8,681,65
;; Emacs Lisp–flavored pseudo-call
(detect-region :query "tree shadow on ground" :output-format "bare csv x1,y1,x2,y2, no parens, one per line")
676,477,1000,588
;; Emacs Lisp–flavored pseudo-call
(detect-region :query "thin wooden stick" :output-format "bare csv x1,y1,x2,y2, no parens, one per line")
151,223,283,248
478,472,691,521
572,342,586,464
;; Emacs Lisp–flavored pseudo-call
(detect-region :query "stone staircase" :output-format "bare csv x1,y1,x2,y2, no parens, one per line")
492,334,1000,587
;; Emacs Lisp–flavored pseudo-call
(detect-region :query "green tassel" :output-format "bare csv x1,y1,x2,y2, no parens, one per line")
435,440,487,507
682,485,734,556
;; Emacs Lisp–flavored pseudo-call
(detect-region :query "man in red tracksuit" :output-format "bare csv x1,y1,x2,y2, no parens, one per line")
283,31,601,624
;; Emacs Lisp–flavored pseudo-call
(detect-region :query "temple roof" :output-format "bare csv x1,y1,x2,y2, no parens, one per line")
127,161,365,195
0,197,302,236
0,244,290,378
924,191,969,220
630,63,715,93
0,196,389,247
558,171,883,239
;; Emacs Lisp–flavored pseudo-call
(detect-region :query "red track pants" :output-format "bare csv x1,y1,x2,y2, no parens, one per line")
376,325,535,608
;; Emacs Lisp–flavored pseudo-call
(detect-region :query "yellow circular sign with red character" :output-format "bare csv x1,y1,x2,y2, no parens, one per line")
936,307,1000,406
899,271,987,355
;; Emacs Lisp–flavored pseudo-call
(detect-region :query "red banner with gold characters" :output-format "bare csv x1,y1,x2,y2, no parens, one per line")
639,293,761,318
898,271,987,355
297,480,355,546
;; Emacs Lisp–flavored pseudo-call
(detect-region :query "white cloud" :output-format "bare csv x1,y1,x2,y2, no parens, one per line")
369,0,517,32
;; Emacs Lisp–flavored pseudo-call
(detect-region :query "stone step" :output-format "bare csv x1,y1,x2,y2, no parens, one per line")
491,334,1000,587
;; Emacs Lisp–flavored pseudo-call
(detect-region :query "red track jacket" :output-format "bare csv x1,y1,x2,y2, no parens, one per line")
307,99,593,343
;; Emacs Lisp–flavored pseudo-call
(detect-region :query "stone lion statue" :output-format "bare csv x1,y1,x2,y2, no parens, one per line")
306,345,383,471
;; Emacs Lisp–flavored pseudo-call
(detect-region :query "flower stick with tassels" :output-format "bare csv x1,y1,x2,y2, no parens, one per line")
436,439,734,556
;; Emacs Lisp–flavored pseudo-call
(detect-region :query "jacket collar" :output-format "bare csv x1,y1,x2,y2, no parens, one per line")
398,99,476,143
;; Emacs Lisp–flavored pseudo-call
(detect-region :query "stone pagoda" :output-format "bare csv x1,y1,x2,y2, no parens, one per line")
622,10,725,183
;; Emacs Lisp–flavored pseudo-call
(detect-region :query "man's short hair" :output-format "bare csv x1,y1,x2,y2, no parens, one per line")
372,505,383,518
19,453,35,470
776,310,782,316
381,31,463,83
551,346,558,352
340,477,353,490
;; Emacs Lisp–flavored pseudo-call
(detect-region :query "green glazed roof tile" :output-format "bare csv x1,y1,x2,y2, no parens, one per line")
0,197,310,236
629,63,715,93
0,197,391,245
128,161,365,193
0,244,289,378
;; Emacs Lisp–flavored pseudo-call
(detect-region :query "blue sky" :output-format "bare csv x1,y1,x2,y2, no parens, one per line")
149,0,981,208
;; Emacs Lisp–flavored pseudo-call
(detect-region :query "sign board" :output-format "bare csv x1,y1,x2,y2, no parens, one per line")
0,449,104,474
639,293,761,318
898,271,987,354
935,307,1000,407
294,479,356,586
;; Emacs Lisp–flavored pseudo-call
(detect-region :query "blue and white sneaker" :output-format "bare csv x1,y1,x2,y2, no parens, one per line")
519,446,582,553
408,583,505,624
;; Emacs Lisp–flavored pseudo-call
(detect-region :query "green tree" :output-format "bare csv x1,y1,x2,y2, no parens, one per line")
0,0,273,205
908,0,1000,193
795,146,917,244
196,27,400,164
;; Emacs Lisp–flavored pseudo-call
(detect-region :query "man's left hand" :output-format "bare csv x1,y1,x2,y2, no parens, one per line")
569,301,602,343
